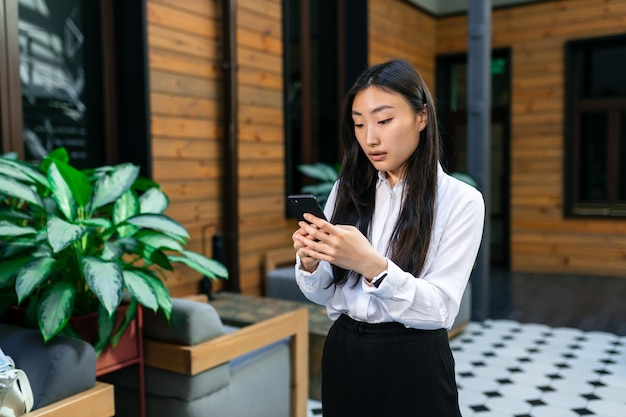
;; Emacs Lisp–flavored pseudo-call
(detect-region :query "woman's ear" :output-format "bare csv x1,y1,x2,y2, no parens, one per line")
418,105,428,132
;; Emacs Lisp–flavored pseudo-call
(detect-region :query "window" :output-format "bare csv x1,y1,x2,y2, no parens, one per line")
18,0,106,167
0,0,150,175
283,0,367,196
565,35,626,217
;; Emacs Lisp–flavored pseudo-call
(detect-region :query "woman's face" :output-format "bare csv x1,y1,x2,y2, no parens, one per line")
352,86,427,187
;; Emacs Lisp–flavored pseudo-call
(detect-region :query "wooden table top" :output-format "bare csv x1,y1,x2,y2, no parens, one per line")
210,291,332,337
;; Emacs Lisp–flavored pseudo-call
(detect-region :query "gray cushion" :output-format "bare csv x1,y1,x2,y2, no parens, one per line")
104,298,231,402
0,323,96,409
143,298,225,345
266,266,311,303
111,340,291,417
100,361,231,403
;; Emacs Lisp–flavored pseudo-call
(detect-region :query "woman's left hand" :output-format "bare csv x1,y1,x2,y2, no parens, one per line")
294,213,387,279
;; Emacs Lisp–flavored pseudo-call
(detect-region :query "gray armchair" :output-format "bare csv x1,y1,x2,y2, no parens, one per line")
102,298,308,417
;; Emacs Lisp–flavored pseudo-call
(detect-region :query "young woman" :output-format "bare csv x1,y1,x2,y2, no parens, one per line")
292,59,485,416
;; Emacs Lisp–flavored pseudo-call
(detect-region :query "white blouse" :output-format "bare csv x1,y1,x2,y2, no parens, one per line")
295,163,485,330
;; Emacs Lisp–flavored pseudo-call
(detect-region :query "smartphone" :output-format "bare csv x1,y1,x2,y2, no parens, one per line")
287,194,327,222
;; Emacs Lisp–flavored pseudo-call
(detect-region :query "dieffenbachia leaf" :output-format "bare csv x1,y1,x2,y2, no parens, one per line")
46,216,88,253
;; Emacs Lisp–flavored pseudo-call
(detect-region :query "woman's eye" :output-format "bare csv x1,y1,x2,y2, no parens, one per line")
354,123,363,128
378,118,392,125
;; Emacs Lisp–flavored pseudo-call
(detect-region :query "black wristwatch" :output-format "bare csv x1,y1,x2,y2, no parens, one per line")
372,271,388,288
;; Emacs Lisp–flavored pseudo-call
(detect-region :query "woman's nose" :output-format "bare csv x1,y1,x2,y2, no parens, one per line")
365,125,379,146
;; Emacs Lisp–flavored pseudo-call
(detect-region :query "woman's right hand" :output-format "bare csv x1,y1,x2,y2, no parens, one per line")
292,219,322,273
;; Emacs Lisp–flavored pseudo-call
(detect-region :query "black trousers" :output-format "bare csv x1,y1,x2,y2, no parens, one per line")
321,314,461,417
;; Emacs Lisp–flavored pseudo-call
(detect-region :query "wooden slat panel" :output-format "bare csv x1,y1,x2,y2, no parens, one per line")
237,27,282,55
165,200,221,223
233,0,291,294
147,2,217,37
153,159,220,181
512,254,626,277
149,48,220,78
150,0,217,18
512,243,626,258
151,93,218,118
240,251,265,272
237,46,282,73
239,195,284,216
152,138,220,159
368,0,436,87
150,70,218,98
239,143,282,160
513,220,626,234
147,0,224,295
239,104,282,126
159,179,221,201
238,84,282,108
237,67,283,90
238,178,284,197
239,0,281,21
239,269,263,295
151,115,219,139
240,229,295,253
238,7,282,40
239,213,295,234
239,161,284,179
238,122,283,143
148,24,218,59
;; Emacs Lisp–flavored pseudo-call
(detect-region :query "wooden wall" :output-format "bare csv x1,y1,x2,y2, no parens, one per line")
146,0,292,296
368,0,436,87
144,0,626,297
146,0,222,296
235,0,294,295
437,0,626,277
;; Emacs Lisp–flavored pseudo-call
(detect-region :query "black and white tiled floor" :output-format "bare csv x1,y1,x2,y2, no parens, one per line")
307,320,626,417
453,320,626,417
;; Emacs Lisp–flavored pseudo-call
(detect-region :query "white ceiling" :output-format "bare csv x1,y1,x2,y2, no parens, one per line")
405,0,545,16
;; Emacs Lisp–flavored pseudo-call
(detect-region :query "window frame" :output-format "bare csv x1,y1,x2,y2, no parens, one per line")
564,34,626,218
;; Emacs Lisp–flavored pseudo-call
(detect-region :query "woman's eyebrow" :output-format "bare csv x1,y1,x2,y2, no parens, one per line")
352,104,394,116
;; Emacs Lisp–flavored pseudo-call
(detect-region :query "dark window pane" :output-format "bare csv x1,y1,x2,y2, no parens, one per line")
18,0,104,168
449,62,467,111
449,59,509,111
491,58,509,108
617,112,626,202
578,112,607,202
577,41,626,99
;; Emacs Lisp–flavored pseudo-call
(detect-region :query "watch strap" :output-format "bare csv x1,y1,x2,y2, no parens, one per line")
372,271,388,288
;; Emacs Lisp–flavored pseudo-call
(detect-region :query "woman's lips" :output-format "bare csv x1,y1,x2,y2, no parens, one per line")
370,151,387,162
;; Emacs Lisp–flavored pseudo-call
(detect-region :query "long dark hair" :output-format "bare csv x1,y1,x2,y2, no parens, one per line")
330,59,440,286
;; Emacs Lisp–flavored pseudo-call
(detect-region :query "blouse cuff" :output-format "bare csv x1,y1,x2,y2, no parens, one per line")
363,260,406,298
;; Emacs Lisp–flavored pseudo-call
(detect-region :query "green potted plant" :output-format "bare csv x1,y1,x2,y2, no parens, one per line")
297,162,339,207
0,148,227,355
